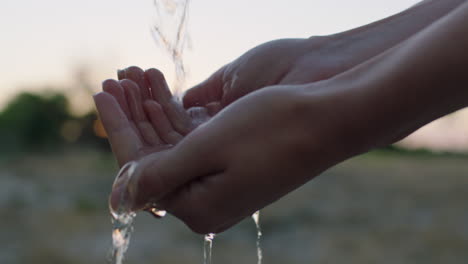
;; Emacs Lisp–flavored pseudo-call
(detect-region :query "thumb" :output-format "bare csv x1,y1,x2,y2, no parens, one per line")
182,66,226,108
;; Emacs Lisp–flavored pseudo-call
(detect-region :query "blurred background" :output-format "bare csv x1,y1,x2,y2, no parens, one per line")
1,0,467,263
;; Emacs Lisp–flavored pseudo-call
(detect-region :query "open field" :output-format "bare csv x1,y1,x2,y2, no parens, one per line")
1,150,467,264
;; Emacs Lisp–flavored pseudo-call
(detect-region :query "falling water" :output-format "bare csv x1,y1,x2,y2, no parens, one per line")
151,0,191,97
151,1,220,263
109,1,263,263
110,210,136,264
109,162,138,264
252,211,263,264
203,233,216,264
108,161,263,264
109,161,166,264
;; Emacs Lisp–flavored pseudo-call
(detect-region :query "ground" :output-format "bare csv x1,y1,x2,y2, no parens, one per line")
1,149,467,264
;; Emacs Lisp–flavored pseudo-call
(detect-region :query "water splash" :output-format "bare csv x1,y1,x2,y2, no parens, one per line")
252,211,263,264
109,161,264,264
110,3,264,263
109,161,166,264
150,4,221,263
109,162,137,264
110,211,136,264
151,0,191,97
203,233,216,264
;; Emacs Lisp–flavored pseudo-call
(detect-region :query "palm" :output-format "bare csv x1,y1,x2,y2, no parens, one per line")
94,67,209,167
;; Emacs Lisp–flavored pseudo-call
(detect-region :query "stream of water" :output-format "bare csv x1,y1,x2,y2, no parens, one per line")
109,160,263,264
109,162,138,264
109,1,263,263
151,0,191,97
252,211,263,264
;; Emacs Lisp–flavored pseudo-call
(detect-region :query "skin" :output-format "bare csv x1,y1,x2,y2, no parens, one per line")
95,67,214,211
99,0,465,165
95,0,468,234
183,0,466,109
94,67,208,167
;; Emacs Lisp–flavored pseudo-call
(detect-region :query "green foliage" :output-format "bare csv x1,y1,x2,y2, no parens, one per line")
0,92,70,152
74,195,101,214
371,145,468,159
0,91,110,154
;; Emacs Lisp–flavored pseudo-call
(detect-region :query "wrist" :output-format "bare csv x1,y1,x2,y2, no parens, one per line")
296,80,375,164
313,0,467,78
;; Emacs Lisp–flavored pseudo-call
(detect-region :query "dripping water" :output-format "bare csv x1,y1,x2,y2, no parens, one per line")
252,211,263,264
203,233,216,264
109,162,138,264
109,2,264,263
109,161,166,264
150,2,220,264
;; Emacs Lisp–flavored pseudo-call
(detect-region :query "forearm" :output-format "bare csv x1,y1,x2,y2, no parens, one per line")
335,1,468,151
322,0,466,72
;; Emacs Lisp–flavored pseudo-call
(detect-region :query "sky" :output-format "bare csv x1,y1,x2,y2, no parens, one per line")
2,0,468,152
0,0,421,104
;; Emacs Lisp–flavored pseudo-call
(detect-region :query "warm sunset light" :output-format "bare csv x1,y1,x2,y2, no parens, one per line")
3,1,468,264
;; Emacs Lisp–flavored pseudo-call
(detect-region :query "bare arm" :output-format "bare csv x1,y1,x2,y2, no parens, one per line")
308,0,467,77
127,1,468,234
184,0,467,108
319,0,468,155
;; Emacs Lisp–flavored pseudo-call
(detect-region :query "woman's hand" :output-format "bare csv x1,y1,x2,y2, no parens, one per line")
127,83,363,234
183,0,465,112
94,66,209,167
102,0,468,236
183,37,343,111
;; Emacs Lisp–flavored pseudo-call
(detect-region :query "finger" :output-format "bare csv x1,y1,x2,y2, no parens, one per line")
93,92,143,166
182,66,225,108
102,79,131,118
145,68,194,135
120,66,152,101
120,79,162,145
131,126,225,210
102,79,146,146
144,68,172,104
144,100,183,145
117,69,126,80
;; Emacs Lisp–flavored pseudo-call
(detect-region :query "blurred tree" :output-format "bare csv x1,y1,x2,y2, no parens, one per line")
0,90,111,155
0,91,70,152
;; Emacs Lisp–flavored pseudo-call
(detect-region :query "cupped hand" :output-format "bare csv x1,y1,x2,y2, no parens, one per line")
94,66,209,167
183,36,346,111
128,83,360,234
